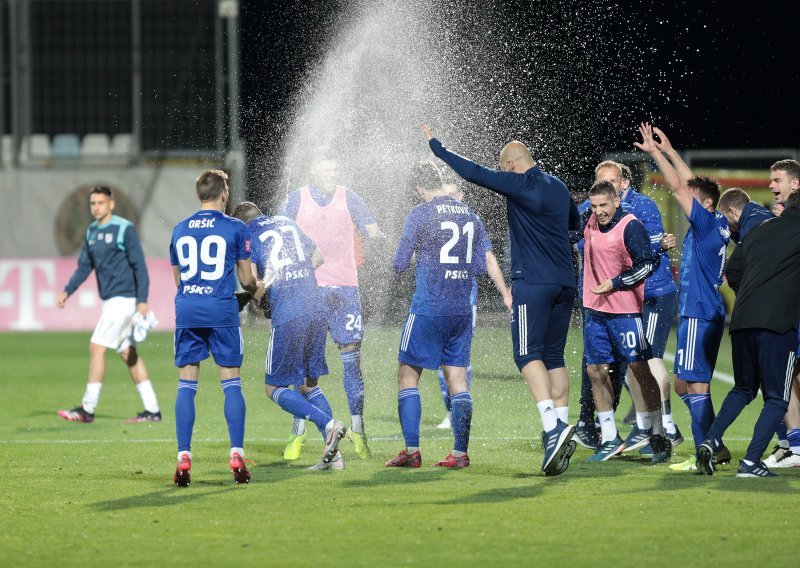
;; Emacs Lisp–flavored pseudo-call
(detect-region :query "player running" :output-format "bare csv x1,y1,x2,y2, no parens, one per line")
233,202,348,471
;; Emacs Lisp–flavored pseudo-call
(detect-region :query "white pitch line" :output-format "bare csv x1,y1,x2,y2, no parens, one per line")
663,351,734,385
0,434,756,445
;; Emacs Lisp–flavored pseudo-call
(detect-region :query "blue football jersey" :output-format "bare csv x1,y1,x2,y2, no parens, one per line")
678,199,730,321
394,196,489,316
170,209,251,328
248,215,323,327
621,189,677,300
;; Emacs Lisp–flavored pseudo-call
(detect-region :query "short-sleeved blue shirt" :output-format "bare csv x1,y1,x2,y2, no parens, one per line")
678,199,730,321
394,196,490,316
248,215,323,327
170,209,251,328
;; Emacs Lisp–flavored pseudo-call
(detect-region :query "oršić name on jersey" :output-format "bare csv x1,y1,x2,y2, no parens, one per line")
188,218,216,229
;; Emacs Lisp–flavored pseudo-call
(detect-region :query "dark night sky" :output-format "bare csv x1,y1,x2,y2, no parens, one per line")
240,1,799,196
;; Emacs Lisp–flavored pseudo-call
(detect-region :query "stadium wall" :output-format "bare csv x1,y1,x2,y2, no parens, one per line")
0,165,210,331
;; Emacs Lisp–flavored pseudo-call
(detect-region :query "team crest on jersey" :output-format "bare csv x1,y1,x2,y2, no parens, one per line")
105,233,113,244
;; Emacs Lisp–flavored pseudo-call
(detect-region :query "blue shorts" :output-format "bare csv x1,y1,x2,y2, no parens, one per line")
174,327,243,368
583,311,652,365
320,286,363,345
511,281,576,370
398,313,473,370
673,317,724,382
265,313,329,387
643,291,676,358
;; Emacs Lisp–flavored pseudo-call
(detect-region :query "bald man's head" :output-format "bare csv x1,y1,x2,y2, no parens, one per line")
499,141,535,173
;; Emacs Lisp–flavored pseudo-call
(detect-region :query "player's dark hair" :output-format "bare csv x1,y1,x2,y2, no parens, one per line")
413,161,443,191
718,187,750,212
770,159,800,182
785,190,800,210
232,201,262,224
90,186,112,198
588,180,617,199
688,176,721,209
196,169,229,201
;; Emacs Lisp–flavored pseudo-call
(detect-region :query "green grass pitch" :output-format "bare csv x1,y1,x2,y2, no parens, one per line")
1,324,799,567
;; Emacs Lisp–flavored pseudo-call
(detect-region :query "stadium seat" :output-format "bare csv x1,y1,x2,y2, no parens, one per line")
51,134,81,160
110,133,133,157
80,133,111,158
19,134,51,162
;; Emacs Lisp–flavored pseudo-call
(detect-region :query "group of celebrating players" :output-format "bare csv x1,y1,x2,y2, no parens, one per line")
55,121,800,484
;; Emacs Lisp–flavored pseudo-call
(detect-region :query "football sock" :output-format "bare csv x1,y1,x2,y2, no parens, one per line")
537,399,557,432
178,450,191,460
231,447,244,458
398,388,421,449
688,393,715,450
679,392,691,410
292,417,306,436
744,398,791,463
451,391,473,453
452,450,467,457
597,410,617,443
742,459,755,466
635,412,652,430
787,428,800,454
776,421,789,447
221,378,246,450
341,350,365,416
650,410,665,436
136,379,160,414
351,414,364,434
438,368,452,411
555,406,569,424
271,387,331,432
175,379,198,453
82,382,102,414
661,399,676,435
304,387,333,436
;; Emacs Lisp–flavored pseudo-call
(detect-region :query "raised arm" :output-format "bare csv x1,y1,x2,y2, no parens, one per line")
422,123,528,198
634,122,694,218
653,127,694,183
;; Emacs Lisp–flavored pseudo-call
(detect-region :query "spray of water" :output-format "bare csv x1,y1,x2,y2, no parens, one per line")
262,0,682,326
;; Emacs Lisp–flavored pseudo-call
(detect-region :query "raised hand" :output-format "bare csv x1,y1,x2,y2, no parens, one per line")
652,126,674,153
421,122,435,141
633,122,658,154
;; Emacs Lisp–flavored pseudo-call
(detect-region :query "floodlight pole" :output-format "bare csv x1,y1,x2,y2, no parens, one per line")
131,0,142,160
218,0,245,205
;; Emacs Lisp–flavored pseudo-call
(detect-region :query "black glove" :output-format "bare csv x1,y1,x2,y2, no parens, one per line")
236,292,252,312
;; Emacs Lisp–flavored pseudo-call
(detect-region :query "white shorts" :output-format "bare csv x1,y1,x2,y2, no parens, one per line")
90,297,137,352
